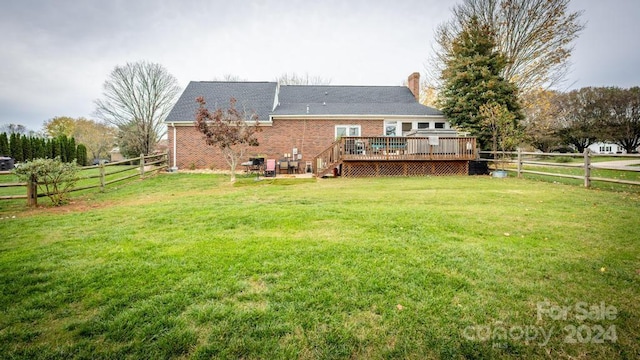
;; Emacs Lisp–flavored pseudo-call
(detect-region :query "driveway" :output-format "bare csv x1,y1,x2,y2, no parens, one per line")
591,159,640,170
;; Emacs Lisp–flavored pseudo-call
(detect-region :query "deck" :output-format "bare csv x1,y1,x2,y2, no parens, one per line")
313,136,477,177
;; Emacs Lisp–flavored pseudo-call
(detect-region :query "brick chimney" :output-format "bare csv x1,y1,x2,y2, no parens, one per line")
407,72,420,101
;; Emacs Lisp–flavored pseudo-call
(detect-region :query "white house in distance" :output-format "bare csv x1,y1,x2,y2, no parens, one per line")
588,142,623,154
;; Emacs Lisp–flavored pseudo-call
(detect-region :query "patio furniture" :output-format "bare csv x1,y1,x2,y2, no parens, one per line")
288,161,299,174
264,159,276,177
279,160,289,174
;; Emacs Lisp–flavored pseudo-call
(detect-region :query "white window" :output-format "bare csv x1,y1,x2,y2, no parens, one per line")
418,122,429,129
435,122,445,129
335,125,361,138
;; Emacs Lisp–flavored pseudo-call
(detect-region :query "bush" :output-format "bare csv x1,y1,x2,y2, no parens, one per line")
13,158,80,206
554,156,573,163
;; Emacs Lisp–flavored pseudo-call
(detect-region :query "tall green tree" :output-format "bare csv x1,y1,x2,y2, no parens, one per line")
10,133,23,162
439,17,522,149
67,137,77,162
0,133,9,157
21,135,32,161
76,144,88,166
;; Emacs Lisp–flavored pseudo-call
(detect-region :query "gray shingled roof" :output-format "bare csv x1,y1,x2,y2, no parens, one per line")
165,81,277,123
165,82,443,123
273,85,443,116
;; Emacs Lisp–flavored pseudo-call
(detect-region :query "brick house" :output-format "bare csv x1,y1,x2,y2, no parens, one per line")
165,73,475,176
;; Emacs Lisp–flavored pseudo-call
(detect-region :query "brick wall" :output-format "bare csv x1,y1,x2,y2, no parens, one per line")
168,119,384,170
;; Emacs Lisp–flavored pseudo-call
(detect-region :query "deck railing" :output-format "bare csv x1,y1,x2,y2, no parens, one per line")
313,136,476,176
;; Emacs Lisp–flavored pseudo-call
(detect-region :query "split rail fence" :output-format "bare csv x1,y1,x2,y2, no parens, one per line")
0,153,168,207
478,149,640,188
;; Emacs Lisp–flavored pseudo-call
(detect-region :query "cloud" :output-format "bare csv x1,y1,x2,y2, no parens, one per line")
0,0,638,130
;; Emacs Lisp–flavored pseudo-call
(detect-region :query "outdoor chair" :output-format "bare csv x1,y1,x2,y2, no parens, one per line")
264,159,276,177
279,160,289,174
288,161,299,174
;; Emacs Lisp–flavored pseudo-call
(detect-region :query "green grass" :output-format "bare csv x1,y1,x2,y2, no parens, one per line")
1,174,639,359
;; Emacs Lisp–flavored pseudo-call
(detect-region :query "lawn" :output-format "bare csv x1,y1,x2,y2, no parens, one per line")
0,174,638,359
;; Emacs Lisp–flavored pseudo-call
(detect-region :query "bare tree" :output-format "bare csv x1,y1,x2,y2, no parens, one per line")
427,0,584,95
275,72,331,85
212,74,246,82
94,61,180,156
0,123,28,135
194,97,261,182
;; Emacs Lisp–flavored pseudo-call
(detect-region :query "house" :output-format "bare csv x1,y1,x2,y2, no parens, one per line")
588,142,624,154
165,73,476,177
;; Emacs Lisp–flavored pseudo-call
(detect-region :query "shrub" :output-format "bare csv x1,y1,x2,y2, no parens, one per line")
554,156,573,163
13,158,80,206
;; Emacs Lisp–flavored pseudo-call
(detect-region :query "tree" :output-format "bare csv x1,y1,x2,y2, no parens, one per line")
43,117,116,161
522,89,562,152
21,135,32,161
554,87,605,153
212,74,246,82
275,72,332,85
428,0,584,95
10,133,22,162
76,144,88,166
74,118,116,160
0,133,9,157
438,17,523,149
94,61,180,156
43,116,76,138
194,97,262,182
599,87,640,153
480,102,522,169
0,124,28,135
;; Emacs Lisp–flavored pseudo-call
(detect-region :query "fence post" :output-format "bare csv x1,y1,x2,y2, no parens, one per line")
140,153,145,179
517,148,522,178
27,174,37,207
99,161,106,192
583,148,591,188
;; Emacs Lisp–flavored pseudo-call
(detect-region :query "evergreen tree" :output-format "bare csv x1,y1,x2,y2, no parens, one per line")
45,138,53,158
67,137,77,162
21,135,32,161
10,133,23,162
439,17,523,149
76,144,88,166
51,138,60,159
59,135,68,162
32,137,45,159
0,133,9,157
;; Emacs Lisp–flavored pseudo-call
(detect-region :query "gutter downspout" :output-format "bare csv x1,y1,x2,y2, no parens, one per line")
170,123,178,172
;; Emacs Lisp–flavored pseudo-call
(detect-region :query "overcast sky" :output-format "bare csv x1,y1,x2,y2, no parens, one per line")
1,0,639,131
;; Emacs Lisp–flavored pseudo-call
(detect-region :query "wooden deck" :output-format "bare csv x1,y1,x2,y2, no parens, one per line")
313,136,477,177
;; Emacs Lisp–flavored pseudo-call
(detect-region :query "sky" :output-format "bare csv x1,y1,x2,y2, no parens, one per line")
1,0,639,132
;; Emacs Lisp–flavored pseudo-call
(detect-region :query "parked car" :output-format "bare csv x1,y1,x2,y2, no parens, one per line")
92,159,110,165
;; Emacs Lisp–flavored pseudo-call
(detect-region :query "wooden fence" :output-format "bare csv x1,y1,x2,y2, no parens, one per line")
0,153,168,206
479,149,640,188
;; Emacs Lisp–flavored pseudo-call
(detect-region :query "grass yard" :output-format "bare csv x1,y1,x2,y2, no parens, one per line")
0,174,639,359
